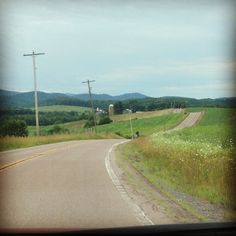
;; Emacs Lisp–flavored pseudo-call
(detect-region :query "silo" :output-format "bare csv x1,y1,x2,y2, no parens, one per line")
109,104,114,116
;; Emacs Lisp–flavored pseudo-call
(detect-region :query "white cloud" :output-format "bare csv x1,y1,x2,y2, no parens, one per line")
100,58,235,82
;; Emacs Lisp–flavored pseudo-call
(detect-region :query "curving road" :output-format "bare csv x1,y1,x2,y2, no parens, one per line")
0,139,143,230
171,112,202,131
0,113,203,231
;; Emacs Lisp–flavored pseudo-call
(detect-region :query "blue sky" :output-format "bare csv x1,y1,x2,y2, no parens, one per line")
0,0,235,98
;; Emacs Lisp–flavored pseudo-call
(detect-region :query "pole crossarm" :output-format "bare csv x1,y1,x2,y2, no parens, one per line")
23,53,45,56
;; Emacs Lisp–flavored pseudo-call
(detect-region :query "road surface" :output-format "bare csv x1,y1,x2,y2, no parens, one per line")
171,112,202,131
0,139,145,230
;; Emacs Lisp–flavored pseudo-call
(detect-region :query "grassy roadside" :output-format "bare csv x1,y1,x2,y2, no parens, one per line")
115,143,209,222
0,132,121,152
117,108,236,213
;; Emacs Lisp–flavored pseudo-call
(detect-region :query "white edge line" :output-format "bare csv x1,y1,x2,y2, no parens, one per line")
105,140,154,226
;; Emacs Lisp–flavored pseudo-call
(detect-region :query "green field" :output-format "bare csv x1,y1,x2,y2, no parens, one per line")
163,108,236,147
110,109,173,121
97,111,187,138
38,105,91,112
27,108,185,137
118,108,236,212
28,105,91,136
28,120,86,136
2,108,183,150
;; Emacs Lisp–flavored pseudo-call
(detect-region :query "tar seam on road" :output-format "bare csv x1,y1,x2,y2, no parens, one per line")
105,140,154,226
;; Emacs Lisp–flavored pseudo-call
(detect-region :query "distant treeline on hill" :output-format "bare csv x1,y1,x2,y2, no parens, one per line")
0,97,235,127
0,109,89,126
0,90,236,110
112,97,236,114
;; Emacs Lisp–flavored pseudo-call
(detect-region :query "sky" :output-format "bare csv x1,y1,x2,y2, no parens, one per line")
0,0,235,98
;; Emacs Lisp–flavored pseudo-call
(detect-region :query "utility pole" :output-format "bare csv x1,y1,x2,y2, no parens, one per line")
82,80,97,133
23,51,45,136
128,109,134,139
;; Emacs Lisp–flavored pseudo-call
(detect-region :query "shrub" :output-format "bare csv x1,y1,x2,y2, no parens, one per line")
0,119,28,137
98,116,112,125
47,125,70,135
84,115,96,128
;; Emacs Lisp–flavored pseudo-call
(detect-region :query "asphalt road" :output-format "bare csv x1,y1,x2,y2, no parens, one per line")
0,139,141,230
171,112,202,130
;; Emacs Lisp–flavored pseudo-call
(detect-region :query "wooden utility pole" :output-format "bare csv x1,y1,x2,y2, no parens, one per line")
82,80,97,133
23,51,45,136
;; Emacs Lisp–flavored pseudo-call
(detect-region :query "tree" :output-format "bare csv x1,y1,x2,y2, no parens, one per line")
114,101,124,114
47,125,69,135
84,114,96,128
147,102,157,111
98,115,112,125
0,119,28,137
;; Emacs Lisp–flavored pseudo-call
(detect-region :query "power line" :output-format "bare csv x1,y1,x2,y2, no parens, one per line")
23,51,45,136
82,80,97,133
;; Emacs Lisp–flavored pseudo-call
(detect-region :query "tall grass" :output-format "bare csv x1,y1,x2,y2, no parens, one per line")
120,108,236,208
0,132,121,152
28,120,86,136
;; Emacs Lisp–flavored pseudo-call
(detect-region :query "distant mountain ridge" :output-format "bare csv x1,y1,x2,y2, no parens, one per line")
0,89,235,109
68,92,147,101
0,90,148,108
0,89,20,96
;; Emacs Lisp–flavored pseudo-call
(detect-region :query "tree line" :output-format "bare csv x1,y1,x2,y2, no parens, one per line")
0,109,90,126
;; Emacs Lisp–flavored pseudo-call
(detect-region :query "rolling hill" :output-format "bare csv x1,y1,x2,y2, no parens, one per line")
0,89,235,109
0,90,148,108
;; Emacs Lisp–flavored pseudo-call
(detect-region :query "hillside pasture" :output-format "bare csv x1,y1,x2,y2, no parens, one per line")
27,108,186,137
97,112,186,138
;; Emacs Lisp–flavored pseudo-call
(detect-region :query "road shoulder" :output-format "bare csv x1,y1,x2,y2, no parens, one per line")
110,141,234,225
110,142,203,225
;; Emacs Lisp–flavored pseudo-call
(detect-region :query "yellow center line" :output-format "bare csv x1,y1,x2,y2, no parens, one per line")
0,142,82,172
0,154,45,171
